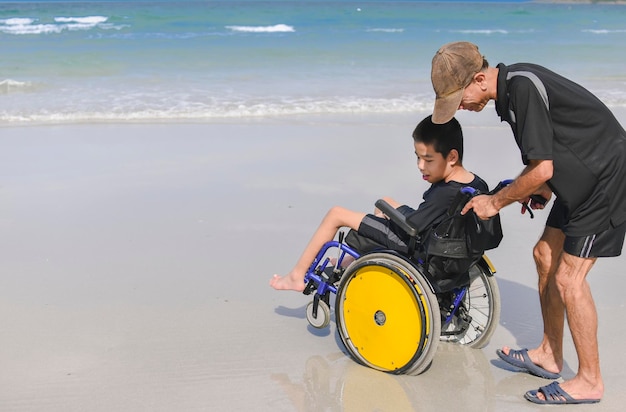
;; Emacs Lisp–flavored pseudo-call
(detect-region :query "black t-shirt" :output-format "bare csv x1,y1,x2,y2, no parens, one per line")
403,175,489,236
495,62,626,235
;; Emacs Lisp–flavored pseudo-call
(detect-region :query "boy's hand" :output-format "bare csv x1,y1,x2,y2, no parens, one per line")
461,195,499,220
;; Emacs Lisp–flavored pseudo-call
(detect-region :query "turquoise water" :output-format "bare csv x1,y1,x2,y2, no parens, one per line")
1,0,625,124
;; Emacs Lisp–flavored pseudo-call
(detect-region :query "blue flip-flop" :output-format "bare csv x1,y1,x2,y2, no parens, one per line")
496,348,561,379
525,381,600,404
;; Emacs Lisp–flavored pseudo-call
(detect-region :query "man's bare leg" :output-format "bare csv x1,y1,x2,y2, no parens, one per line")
270,206,366,291
550,252,602,401
501,226,564,375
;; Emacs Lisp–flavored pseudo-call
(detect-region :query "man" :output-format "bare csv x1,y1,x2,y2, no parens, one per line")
430,41,626,405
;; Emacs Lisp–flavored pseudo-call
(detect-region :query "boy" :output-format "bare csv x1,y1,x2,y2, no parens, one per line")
270,115,488,292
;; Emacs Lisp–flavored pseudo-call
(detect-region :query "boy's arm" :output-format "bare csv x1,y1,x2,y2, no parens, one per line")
406,183,460,234
374,197,401,217
375,199,418,237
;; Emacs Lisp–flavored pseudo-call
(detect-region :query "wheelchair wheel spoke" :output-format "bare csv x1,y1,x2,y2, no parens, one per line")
441,260,500,348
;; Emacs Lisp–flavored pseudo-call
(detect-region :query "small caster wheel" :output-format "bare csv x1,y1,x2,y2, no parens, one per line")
306,299,330,328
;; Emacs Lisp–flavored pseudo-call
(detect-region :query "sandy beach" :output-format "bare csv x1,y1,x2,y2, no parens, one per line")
1,109,625,411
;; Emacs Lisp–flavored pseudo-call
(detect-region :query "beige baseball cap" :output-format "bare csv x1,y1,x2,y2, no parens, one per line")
431,41,483,124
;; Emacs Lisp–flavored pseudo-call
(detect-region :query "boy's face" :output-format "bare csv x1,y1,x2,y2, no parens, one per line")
414,141,454,184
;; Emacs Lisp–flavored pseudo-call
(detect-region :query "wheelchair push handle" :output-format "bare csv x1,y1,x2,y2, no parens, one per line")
460,186,477,196
485,179,513,196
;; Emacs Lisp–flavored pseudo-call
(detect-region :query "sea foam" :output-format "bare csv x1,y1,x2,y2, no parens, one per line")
226,24,295,33
0,15,112,35
0,79,31,94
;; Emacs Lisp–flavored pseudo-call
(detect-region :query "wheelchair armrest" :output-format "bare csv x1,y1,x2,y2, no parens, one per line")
374,199,418,237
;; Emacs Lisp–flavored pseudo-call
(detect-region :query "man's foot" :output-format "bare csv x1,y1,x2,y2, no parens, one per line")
270,273,305,292
496,347,560,379
525,381,601,404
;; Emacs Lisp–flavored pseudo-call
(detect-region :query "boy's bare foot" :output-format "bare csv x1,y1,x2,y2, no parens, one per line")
270,273,305,292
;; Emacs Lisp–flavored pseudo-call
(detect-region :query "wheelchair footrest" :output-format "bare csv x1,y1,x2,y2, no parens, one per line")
303,266,344,296
302,280,316,296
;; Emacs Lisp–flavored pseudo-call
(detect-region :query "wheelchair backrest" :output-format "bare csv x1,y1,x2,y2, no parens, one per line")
425,188,503,279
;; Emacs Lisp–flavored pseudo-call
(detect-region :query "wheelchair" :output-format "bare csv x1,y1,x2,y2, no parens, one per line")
302,184,512,376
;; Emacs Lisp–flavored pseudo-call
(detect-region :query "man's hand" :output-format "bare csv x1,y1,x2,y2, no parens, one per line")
463,163,553,220
520,186,552,216
461,194,499,220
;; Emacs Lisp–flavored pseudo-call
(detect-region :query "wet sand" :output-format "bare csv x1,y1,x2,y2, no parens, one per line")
1,110,625,411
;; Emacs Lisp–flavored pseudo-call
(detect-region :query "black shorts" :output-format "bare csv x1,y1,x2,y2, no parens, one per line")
547,199,626,258
344,213,412,255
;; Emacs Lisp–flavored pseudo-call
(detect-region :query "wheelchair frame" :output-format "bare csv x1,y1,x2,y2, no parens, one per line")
301,184,512,375
302,235,500,373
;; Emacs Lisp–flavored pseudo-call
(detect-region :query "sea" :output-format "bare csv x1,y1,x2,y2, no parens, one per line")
1,0,625,125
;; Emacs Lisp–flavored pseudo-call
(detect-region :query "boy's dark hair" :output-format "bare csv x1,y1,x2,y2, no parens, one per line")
412,115,464,162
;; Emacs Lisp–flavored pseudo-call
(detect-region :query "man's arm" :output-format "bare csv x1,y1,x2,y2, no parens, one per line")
461,159,553,219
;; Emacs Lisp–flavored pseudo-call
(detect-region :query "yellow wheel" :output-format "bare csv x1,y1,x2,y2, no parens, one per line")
336,253,440,375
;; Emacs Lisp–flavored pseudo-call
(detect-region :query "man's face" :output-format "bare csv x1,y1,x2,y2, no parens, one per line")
414,141,452,184
459,78,490,113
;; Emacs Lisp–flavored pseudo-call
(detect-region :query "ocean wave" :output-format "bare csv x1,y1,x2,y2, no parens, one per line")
452,29,509,35
0,95,430,124
0,79,32,94
582,29,626,34
0,15,119,35
2,89,626,125
54,16,108,25
366,28,404,33
1,18,34,26
225,24,295,33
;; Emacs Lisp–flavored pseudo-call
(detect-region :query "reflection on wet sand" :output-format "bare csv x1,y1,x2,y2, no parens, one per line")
272,343,496,411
